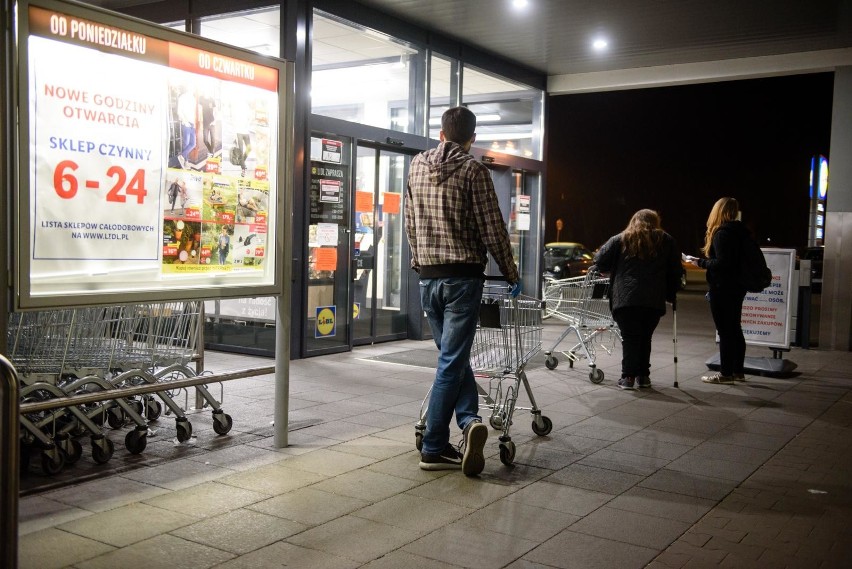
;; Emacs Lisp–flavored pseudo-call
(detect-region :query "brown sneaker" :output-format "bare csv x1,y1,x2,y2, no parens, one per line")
701,372,734,384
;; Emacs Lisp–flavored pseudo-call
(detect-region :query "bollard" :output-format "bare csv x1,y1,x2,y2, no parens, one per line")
1,354,20,569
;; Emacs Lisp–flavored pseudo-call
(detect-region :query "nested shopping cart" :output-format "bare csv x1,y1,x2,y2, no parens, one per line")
542,267,622,383
415,285,550,466
7,301,232,475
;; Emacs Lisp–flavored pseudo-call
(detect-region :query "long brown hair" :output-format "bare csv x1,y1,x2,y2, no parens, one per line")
702,197,739,256
621,209,663,259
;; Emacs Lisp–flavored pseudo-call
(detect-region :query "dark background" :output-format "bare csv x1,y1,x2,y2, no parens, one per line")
544,73,835,256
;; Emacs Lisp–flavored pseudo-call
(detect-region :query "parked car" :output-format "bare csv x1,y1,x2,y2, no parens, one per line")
543,242,595,278
802,246,824,293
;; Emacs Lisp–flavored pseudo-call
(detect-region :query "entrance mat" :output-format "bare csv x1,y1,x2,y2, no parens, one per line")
362,349,545,371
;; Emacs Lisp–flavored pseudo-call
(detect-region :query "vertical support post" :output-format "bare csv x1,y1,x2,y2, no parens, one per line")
0,355,20,569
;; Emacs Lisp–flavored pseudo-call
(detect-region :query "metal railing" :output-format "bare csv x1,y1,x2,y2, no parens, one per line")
1,354,20,569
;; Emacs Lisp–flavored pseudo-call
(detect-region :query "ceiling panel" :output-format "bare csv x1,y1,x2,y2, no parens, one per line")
354,0,852,76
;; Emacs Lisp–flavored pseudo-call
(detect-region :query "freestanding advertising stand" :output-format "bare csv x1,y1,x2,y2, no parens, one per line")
705,248,798,375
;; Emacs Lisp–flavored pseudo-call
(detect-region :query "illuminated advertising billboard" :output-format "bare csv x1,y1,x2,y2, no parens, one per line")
15,0,292,308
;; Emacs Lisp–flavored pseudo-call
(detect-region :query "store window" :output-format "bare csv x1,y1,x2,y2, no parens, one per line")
462,65,543,160
312,11,421,133
428,54,456,139
197,8,281,56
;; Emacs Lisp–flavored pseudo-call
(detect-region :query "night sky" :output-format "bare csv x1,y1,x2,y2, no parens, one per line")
545,73,835,256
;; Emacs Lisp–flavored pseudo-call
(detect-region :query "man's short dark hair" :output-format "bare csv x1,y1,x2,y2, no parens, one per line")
441,107,476,144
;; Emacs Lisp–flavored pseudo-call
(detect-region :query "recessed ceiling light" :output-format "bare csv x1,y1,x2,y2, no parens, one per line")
593,38,608,51
512,0,529,9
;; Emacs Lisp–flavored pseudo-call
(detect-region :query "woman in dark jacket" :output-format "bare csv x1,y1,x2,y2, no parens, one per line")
685,197,749,384
595,209,681,390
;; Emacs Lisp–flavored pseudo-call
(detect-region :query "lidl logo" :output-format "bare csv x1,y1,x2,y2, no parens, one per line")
353,302,360,319
315,305,336,338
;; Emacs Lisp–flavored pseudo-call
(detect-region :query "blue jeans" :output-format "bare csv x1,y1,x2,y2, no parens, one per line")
420,277,483,455
180,123,196,160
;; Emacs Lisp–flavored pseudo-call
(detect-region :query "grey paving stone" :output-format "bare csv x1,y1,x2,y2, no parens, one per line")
73,533,233,569
579,448,671,476
216,461,326,495
351,493,473,532
19,528,115,569
43,476,170,513
142,481,267,518
405,474,518,509
18,496,93,536
466,497,580,542
247,487,369,526
58,502,197,547
569,505,690,549
687,440,777,465
666,452,760,482
287,515,419,563
606,486,716,524
170,508,305,554
403,520,539,567
310,467,420,502
506,480,613,516
545,462,645,495
639,468,737,501
523,529,658,569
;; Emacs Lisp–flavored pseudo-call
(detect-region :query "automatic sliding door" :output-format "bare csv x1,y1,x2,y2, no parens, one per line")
354,145,410,343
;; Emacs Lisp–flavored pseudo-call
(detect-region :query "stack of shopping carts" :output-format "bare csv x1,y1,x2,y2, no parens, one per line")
7,301,232,475
541,267,622,383
416,285,551,466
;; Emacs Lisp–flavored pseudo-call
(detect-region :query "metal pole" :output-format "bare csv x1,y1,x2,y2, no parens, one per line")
19,366,274,414
672,298,679,388
1,355,20,569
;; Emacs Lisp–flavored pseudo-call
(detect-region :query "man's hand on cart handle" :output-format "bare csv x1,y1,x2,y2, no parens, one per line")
510,280,522,298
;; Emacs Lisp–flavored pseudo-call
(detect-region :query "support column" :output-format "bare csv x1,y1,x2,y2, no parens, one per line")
820,67,852,350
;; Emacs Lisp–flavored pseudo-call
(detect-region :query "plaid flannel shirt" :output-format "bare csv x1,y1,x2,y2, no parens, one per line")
404,142,519,282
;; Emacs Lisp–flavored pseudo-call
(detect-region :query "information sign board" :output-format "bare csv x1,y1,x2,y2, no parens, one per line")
15,0,291,308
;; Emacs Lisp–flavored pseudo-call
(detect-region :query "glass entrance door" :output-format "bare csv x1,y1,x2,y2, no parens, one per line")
306,135,352,354
353,145,411,344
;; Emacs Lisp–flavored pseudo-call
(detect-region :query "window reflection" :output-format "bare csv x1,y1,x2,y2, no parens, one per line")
461,65,543,160
312,11,420,133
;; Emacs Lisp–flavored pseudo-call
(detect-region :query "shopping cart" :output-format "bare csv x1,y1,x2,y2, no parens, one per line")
542,267,622,383
8,301,231,475
415,284,550,466
541,273,586,320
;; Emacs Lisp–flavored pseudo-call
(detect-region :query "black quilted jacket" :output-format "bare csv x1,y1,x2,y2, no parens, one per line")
594,231,681,314
697,220,749,290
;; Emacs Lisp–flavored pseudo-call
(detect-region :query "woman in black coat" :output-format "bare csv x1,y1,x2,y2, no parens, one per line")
684,197,749,384
595,209,681,390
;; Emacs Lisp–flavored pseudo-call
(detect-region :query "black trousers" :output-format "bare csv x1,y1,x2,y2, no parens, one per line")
708,287,746,376
612,306,662,378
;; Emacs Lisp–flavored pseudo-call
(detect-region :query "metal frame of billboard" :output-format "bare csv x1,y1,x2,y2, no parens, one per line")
13,0,294,309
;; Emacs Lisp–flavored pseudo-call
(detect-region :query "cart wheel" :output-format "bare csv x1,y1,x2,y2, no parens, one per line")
589,368,605,384
91,436,115,464
212,412,233,435
145,398,163,421
41,450,64,475
175,418,193,443
489,415,504,430
131,399,145,416
499,441,516,466
569,353,576,368
62,438,84,465
544,356,558,370
124,429,148,454
106,407,125,429
531,415,553,437
415,430,423,452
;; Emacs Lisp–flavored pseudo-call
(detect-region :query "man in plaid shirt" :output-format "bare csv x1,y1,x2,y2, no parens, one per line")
405,106,520,476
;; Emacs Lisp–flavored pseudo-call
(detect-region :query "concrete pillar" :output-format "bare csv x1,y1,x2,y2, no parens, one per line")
820,67,852,350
